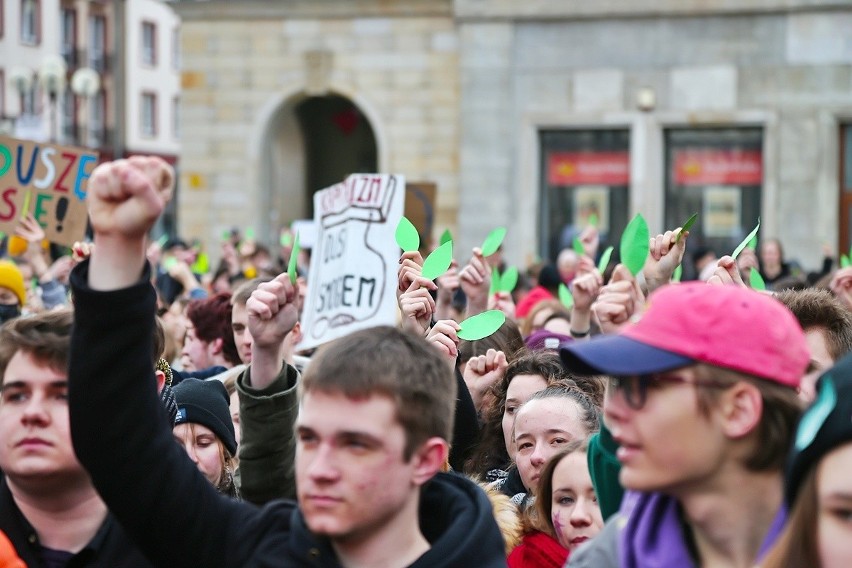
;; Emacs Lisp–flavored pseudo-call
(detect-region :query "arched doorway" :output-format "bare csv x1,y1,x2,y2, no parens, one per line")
258,92,379,238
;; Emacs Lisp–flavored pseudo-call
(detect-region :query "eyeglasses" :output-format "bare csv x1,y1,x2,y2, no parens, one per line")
608,373,731,410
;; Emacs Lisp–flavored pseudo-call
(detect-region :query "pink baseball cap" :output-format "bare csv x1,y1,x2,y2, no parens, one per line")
560,282,809,388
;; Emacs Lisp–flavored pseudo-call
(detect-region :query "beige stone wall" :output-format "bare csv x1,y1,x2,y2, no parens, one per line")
177,11,460,252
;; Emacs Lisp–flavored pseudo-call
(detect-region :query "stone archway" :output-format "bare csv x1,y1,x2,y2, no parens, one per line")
251,89,384,241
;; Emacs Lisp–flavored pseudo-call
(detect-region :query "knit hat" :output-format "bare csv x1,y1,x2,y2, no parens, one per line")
172,379,237,456
0,261,25,306
560,282,809,388
786,353,852,505
525,329,572,352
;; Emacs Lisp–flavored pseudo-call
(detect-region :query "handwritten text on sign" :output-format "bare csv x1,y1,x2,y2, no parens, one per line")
0,136,98,247
298,174,405,351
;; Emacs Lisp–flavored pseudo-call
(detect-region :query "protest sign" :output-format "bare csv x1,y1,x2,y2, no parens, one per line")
0,136,97,247
298,173,405,351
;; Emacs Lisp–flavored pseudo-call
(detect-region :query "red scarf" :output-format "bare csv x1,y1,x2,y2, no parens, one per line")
507,531,569,568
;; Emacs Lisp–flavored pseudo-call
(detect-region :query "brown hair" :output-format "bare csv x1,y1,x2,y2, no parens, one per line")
521,300,570,338
186,292,241,366
0,309,73,382
776,288,852,362
464,351,580,476
178,422,239,499
231,278,270,307
760,466,819,568
300,326,457,460
458,319,525,365
692,364,803,472
521,383,600,439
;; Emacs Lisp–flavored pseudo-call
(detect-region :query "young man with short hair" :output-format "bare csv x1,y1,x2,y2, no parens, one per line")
562,282,808,568
0,310,152,566
68,156,505,567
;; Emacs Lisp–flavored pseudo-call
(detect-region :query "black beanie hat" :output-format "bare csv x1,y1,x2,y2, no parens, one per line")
172,379,237,456
786,352,852,506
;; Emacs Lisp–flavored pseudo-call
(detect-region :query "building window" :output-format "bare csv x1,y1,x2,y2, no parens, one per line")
20,0,39,45
539,129,631,262
141,92,157,137
0,69,5,116
20,83,37,116
142,22,156,66
171,27,180,70
88,89,105,148
88,15,106,72
61,7,77,67
172,96,179,139
664,128,763,277
60,87,77,144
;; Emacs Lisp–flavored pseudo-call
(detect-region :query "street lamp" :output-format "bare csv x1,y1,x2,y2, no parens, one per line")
70,67,101,147
37,55,67,143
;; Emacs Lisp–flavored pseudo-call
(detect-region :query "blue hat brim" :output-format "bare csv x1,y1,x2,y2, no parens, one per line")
560,335,694,376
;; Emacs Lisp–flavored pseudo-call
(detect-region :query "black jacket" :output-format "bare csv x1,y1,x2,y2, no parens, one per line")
68,261,507,567
0,478,153,567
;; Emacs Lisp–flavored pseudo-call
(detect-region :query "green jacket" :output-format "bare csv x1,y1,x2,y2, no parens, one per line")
236,363,300,505
587,422,623,521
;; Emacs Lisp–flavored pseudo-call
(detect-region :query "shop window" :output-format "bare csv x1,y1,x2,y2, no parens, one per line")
539,129,630,262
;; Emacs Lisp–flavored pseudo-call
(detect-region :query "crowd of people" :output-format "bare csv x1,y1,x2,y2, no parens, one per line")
1,155,852,567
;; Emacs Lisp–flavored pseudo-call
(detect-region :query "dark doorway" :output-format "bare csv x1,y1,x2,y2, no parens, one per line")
295,95,378,216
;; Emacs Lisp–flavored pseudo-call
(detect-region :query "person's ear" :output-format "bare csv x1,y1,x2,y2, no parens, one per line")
410,437,449,486
289,321,303,344
209,337,223,355
154,370,166,394
719,382,763,439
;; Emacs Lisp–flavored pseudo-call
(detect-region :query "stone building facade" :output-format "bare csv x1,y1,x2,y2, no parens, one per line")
174,0,852,273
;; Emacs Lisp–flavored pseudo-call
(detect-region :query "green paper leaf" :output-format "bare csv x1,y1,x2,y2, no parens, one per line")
588,213,599,228
672,264,683,282
732,219,761,260
395,217,420,252
489,269,501,296
421,240,453,280
440,229,453,246
222,230,230,240
619,214,651,277
20,190,31,221
573,237,585,256
280,232,293,247
597,246,614,274
499,266,519,294
676,213,698,244
457,310,507,341
748,235,758,250
796,376,837,451
558,283,574,310
245,227,255,240
842,255,851,269
156,234,169,247
481,227,507,257
288,233,300,285
749,269,766,291
163,257,178,270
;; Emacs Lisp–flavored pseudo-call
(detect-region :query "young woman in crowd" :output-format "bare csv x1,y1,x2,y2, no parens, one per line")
508,442,604,567
762,358,852,568
172,378,240,498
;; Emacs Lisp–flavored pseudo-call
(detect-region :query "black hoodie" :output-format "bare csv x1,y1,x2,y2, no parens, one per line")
68,261,507,567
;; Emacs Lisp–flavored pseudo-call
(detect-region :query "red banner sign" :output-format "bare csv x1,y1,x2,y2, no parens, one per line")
547,152,630,186
673,149,762,186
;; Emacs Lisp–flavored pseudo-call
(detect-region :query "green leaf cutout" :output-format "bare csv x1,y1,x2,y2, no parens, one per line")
597,246,614,274
749,268,766,291
672,264,683,282
222,230,230,240
245,227,255,240
163,257,178,270
288,233,300,285
573,237,585,256
421,240,453,281
748,235,758,250
489,269,501,296
481,227,507,257
280,232,293,247
395,217,420,252
558,283,574,310
499,266,519,294
440,229,453,246
457,310,507,341
795,376,837,451
842,255,851,269
156,234,169,247
620,214,651,277
676,213,698,244
732,219,761,260
588,213,599,228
